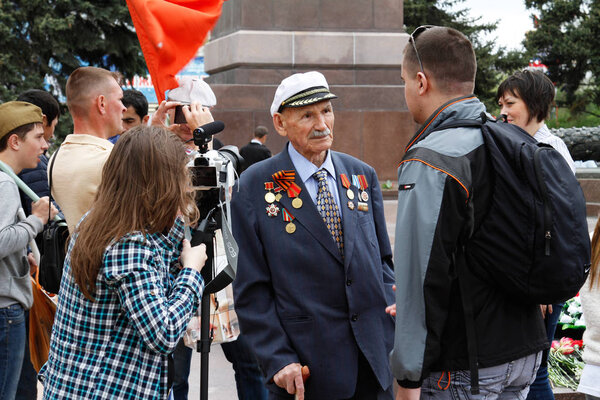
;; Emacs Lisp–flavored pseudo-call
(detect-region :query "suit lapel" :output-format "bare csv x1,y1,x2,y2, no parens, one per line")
332,153,358,269
273,147,343,263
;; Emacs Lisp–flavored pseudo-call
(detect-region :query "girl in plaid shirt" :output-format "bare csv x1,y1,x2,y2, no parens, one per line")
40,126,207,399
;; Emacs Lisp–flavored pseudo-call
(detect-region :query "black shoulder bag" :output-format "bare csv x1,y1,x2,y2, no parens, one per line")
39,147,69,294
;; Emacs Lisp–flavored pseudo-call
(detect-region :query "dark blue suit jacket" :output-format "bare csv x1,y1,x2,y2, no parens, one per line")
231,145,395,399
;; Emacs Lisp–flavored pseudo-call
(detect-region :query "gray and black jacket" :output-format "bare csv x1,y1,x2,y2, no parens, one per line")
390,96,547,388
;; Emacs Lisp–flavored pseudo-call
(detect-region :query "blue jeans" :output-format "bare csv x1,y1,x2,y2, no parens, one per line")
16,310,37,400
221,335,267,400
526,303,564,400
0,304,26,400
421,351,542,399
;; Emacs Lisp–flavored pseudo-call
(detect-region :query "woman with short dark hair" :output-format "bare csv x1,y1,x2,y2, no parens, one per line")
497,69,575,173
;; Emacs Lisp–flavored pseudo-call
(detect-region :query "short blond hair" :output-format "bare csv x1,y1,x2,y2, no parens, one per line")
66,67,122,116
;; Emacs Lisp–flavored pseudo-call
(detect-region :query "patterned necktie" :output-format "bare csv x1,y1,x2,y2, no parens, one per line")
313,169,344,256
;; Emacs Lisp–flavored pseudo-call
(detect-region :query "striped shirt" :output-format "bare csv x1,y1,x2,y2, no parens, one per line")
40,217,203,399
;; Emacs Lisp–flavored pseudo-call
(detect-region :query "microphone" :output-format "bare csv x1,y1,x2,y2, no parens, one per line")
192,120,225,150
195,121,225,136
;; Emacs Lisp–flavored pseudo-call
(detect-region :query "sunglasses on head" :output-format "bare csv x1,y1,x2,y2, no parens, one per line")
409,25,436,73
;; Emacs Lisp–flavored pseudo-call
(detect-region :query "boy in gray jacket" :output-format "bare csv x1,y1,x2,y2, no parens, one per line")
0,101,58,399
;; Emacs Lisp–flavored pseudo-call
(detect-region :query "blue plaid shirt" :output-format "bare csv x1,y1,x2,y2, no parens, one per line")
40,217,203,399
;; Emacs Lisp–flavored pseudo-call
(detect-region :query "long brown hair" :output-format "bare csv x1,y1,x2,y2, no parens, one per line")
70,126,199,300
590,217,600,289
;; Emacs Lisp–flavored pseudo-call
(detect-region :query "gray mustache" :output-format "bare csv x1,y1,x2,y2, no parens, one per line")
309,127,331,138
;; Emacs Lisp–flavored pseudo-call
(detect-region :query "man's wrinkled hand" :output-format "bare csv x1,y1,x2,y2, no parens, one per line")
273,363,305,400
386,304,397,317
386,284,397,316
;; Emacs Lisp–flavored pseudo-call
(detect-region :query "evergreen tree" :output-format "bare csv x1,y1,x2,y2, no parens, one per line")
0,0,146,139
403,0,527,109
524,0,600,115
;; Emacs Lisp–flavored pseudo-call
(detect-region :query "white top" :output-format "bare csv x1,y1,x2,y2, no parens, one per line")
579,363,600,396
533,124,576,174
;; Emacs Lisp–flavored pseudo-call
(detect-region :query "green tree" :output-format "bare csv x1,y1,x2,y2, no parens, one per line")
404,0,527,109
524,0,600,117
0,0,147,140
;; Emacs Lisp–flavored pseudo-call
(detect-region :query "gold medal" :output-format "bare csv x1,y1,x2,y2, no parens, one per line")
346,188,354,200
286,222,296,234
360,190,369,202
347,201,355,210
292,197,303,209
265,192,276,203
275,193,282,202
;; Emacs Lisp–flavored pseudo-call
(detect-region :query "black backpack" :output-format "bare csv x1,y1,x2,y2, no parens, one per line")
428,115,590,305
421,115,591,395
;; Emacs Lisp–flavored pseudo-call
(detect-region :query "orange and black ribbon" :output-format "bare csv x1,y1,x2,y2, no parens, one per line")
273,170,302,198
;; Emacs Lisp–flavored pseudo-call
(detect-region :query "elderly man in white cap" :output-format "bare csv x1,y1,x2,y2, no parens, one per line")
231,71,395,399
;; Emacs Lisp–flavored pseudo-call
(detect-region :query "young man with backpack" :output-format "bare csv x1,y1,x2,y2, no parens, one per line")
389,26,589,399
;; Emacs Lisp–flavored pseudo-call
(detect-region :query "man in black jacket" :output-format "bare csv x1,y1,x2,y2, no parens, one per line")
240,125,271,172
389,26,546,399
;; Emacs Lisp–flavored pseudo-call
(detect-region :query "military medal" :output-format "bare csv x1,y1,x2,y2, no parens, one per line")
282,208,296,234
347,201,355,210
357,202,369,212
264,182,276,203
340,174,354,200
274,187,283,202
292,197,303,209
273,170,303,209
358,175,369,202
266,203,280,217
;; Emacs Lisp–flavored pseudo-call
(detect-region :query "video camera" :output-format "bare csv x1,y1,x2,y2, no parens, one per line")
188,121,242,191
187,120,243,274
186,120,244,400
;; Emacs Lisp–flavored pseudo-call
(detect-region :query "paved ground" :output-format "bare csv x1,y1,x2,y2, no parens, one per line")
189,344,237,400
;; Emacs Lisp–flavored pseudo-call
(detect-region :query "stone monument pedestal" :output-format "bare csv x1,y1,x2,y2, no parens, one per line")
203,0,416,181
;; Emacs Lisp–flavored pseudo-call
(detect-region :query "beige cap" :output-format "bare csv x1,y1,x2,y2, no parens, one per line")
0,101,43,140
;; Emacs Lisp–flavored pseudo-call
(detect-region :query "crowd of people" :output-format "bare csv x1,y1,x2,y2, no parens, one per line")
0,25,595,400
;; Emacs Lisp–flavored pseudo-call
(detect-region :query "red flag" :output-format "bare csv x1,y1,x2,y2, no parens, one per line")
125,0,225,102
